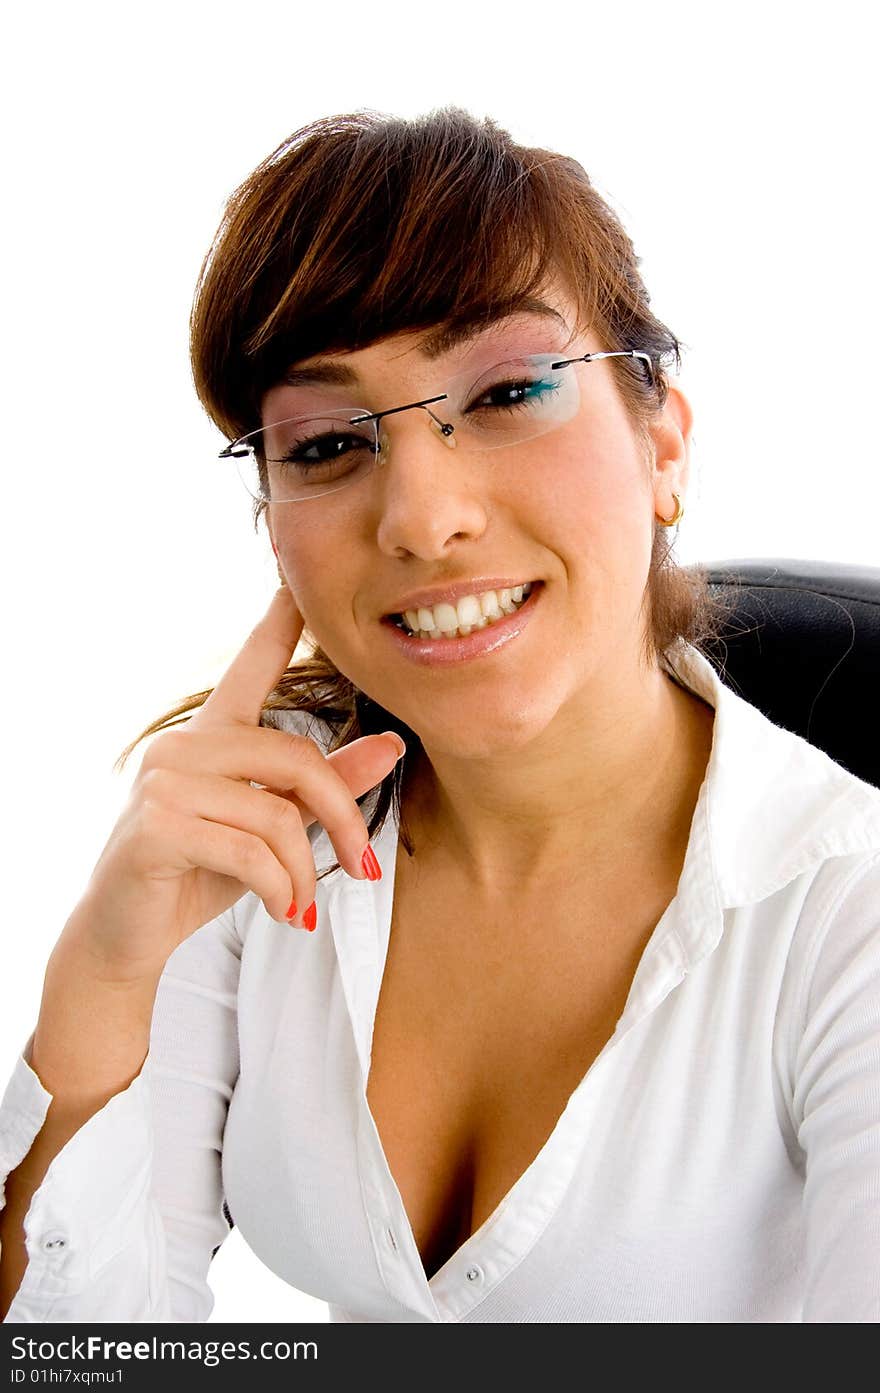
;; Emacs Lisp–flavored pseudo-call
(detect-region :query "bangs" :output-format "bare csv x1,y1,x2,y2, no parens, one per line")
191,110,606,442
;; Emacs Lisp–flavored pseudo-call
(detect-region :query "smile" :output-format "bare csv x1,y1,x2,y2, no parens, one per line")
380,581,544,667
389,582,535,639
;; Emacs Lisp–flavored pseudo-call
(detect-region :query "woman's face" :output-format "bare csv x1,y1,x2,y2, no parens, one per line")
264,282,692,760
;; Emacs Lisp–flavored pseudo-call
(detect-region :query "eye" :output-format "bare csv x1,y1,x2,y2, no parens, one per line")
468,374,562,412
270,426,375,470
280,431,372,466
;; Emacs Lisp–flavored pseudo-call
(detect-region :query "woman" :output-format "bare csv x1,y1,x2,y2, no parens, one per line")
2,108,879,1324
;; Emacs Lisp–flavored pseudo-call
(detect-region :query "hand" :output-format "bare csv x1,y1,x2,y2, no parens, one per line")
65,585,405,979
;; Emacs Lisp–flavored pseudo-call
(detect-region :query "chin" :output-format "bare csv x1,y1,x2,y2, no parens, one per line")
411,691,565,760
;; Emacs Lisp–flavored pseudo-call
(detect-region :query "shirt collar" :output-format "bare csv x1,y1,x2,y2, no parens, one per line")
664,638,880,911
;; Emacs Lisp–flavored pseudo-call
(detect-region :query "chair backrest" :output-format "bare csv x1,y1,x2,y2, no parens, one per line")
687,558,880,791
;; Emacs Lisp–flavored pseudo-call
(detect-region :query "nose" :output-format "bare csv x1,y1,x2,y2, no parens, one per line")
371,408,489,560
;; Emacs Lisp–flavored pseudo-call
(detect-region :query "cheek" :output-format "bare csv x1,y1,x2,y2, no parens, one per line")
541,421,649,532
272,526,348,638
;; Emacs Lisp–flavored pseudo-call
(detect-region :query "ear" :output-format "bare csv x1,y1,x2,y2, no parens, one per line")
646,383,694,512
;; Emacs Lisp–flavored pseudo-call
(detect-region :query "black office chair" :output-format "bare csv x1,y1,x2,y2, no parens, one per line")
687,558,879,790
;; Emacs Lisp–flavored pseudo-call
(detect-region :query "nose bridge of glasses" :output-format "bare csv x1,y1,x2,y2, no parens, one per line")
361,395,457,456
353,392,448,426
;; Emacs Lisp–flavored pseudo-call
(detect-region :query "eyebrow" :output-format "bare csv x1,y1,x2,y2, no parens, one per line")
281,300,569,388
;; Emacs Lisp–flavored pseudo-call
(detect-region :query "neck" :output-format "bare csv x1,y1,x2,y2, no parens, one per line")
399,662,715,901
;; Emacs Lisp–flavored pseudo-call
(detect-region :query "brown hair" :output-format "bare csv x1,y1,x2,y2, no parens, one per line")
116,106,734,871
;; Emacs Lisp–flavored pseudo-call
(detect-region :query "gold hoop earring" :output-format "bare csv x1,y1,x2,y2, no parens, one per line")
655,492,684,527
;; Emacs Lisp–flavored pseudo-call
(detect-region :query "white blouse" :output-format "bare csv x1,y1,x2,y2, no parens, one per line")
2,640,880,1324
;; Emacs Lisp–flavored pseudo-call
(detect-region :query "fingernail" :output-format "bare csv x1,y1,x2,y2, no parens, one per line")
388,733,407,760
303,901,317,932
361,845,382,881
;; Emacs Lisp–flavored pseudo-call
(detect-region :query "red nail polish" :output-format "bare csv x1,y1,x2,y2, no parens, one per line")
361,845,382,881
285,899,298,920
303,901,317,932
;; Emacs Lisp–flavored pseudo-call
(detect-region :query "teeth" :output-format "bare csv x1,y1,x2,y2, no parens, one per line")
396,581,535,638
433,602,460,632
455,593,483,627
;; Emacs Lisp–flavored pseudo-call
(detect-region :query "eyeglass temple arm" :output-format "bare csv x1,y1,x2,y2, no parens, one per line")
550,350,655,383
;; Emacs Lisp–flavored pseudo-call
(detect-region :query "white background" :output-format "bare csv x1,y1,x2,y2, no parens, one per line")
2,0,877,1323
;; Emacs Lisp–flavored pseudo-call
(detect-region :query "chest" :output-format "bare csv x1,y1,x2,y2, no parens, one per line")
364,858,674,1280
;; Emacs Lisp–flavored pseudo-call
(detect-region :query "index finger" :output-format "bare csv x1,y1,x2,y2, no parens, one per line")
194,584,306,728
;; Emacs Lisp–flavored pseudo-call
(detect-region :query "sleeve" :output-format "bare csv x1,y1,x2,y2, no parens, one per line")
792,849,880,1321
0,905,243,1323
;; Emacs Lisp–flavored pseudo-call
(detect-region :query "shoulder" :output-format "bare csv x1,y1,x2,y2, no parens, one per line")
670,643,880,905
794,846,880,1013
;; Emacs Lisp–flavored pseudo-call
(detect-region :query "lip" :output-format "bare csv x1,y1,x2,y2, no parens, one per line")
382,576,539,618
379,581,544,666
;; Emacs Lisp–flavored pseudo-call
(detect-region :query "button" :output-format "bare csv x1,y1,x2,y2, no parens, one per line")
465,1264,483,1283
42,1231,68,1252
